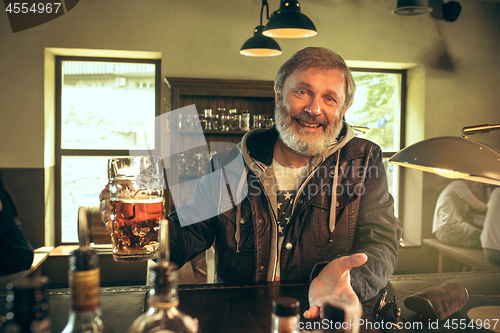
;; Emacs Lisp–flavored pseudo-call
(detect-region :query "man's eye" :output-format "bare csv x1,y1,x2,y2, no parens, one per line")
295,89,308,96
325,97,336,105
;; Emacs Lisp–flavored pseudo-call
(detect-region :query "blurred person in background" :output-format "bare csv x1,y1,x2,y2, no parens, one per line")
481,186,500,263
432,180,489,247
0,170,34,276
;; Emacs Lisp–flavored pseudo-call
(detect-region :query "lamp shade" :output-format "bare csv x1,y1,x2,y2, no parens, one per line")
263,0,317,38
240,25,282,57
391,0,432,16
389,136,500,186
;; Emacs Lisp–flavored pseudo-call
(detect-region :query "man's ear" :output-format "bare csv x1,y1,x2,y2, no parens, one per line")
274,87,281,105
341,106,348,118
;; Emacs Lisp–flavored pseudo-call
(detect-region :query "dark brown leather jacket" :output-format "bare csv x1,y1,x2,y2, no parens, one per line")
169,126,402,301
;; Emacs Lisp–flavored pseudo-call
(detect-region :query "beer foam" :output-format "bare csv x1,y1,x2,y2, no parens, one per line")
112,197,164,204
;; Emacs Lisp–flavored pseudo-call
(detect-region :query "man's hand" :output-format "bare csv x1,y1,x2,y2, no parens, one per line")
304,253,368,320
99,185,112,231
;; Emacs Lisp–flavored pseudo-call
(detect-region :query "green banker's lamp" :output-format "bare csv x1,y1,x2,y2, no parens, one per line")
389,124,500,186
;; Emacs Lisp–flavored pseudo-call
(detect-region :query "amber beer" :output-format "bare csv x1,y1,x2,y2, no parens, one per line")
111,197,165,261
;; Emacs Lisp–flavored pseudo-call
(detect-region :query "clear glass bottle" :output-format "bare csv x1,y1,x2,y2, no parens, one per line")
271,297,300,333
128,219,198,333
61,248,113,333
240,110,250,132
2,276,51,333
127,263,198,333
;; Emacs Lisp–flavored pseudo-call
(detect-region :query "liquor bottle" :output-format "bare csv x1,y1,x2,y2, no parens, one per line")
2,276,51,333
60,247,112,333
127,219,198,333
271,297,301,333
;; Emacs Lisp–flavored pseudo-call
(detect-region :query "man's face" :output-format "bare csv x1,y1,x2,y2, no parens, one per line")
275,67,347,157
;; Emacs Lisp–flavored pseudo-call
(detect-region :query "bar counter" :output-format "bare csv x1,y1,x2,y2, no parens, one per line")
1,271,499,332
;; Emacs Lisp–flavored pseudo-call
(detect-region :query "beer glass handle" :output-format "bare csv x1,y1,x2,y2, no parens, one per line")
158,219,169,264
78,206,91,250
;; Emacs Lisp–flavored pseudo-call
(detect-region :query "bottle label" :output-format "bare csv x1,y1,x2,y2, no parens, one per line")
70,268,101,311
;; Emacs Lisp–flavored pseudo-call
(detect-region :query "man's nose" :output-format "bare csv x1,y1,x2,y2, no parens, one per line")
307,97,322,116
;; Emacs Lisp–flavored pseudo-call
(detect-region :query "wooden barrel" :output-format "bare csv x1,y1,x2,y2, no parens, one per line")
78,206,112,245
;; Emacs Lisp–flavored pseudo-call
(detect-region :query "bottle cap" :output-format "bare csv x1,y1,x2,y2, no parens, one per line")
272,297,300,317
151,263,178,292
69,248,99,271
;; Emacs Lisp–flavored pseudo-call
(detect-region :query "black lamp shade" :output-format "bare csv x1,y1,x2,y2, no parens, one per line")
240,25,282,57
391,0,432,16
263,0,317,38
389,136,500,186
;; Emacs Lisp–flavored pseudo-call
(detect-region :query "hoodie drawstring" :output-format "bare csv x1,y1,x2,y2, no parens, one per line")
234,167,248,253
329,151,341,242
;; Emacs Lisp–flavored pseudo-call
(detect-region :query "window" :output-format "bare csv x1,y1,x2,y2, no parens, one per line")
55,64,404,243
56,56,161,244
345,69,405,216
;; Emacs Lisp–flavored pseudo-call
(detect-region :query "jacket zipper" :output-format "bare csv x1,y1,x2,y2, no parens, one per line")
254,160,279,281
290,157,325,216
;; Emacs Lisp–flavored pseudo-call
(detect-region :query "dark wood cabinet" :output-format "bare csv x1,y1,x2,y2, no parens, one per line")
164,77,275,212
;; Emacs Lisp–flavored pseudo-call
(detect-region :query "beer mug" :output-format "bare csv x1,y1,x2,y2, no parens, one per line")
108,157,165,262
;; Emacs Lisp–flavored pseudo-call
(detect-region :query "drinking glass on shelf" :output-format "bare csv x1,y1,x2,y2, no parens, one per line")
263,114,275,128
195,151,210,174
220,108,229,131
179,153,187,175
228,109,237,131
241,110,250,131
233,114,241,131
252,114,262,129
211,114,220,130
180,113,196,130
203,109,212,130
108,156,165,262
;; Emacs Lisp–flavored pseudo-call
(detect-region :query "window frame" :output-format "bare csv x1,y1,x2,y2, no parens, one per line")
54,55,162,245
349,67,407,217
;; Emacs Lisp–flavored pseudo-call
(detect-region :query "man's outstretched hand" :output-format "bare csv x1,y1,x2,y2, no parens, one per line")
304,253,368,320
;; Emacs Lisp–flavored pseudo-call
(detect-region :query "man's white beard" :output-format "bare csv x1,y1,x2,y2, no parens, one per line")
274,100,344,157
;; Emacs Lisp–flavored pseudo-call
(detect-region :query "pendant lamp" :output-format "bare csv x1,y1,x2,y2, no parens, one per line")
389,124,500,186
391,0,432,16
240,0,282,57
240,25,282,57
263,0,317,38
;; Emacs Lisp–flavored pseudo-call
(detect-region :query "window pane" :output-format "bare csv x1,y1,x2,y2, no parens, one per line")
383,157,400,218
61,156,110,242
345,72,401,152
61,61,156,150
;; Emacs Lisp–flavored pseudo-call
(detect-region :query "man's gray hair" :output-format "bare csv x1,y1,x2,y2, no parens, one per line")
274,47,356,112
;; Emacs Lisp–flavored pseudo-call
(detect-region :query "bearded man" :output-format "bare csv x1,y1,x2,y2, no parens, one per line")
100,47,402,319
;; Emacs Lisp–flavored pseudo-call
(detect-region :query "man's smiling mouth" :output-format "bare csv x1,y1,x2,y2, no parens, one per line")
296,119,322,128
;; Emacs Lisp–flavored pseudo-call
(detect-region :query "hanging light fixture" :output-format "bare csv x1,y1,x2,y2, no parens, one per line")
391,0,432,16
240,0,282,57
389,124,500,186
263,0,317,38
240,26,282,57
